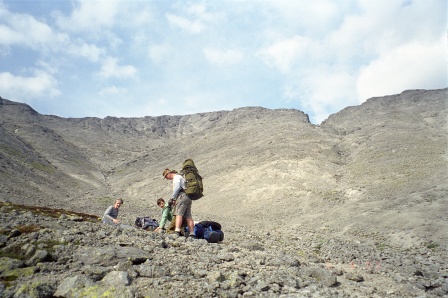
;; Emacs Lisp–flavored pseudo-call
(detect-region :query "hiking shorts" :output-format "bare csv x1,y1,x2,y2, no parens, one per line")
173,192,192,218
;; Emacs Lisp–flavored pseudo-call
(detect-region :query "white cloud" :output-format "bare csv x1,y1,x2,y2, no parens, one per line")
128,8,154,27
327,0,446,60
357,39,447,101
0,70,60,100
0,0,445,123
282,67,357,123
54,0,155,32
185,3,218,23
68,41,105,62
99,85,127,96
98,57,137,79
165,2,224,34
203,48,243,66
258,36,316,74
54,0,119,32
36,60,58,75
255,0,447,123
0,8,69,48
306,72,357,123
0,24,22,45
148,43,171,64
262,0,341,36
0,3,107,64
165,13,205,34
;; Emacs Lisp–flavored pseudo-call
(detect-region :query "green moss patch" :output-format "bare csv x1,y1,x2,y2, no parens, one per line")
0,244,27,260
2,266,35,280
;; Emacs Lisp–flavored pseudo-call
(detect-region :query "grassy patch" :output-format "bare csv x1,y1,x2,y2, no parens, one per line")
30,162,55,174
0,145,25,159
426,242,439,250
0,243,27,260
375,242,388,252
0,239,68,261
15,225,41,234
314,243,323,252
295,250,306,257
0,202,100,222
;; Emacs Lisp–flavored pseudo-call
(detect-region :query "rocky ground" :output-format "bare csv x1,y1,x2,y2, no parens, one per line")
0,202,446,297
0,88,447,297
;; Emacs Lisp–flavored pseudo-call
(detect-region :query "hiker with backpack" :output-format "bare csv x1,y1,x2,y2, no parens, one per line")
153,198,173,233
163,168,196,238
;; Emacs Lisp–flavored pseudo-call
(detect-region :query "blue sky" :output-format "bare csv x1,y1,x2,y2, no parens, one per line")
0,0,446,124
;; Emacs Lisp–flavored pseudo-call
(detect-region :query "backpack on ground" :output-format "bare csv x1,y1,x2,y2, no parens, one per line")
180,159,203,200
194,221,224,243
134,217,158,231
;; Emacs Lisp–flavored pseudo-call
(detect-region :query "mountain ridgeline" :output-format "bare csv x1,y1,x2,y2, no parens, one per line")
0,89,447,250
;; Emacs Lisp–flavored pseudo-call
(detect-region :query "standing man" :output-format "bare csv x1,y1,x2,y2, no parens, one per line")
163,168,195,238
102,198,123,225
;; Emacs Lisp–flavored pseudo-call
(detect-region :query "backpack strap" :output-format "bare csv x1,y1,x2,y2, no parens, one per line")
199,221,221,230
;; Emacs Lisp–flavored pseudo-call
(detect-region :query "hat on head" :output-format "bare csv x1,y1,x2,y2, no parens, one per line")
163,168,177,179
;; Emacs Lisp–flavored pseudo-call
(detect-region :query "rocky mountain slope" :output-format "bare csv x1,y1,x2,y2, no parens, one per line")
0,88,447,297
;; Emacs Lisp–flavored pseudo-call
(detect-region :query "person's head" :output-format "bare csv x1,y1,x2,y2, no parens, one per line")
162,168,177,180
157,198,165,208
114,198,123,208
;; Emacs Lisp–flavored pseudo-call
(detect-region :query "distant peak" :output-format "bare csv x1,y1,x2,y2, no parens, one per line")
0,97,39,115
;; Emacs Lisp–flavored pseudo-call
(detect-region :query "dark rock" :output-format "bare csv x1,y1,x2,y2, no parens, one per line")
12,281,55,298
26,250,50,266
308,268,338,287
8,229,21,239
345,272,364,282
102,271,131,286
54,275,95,297
73,246,150,267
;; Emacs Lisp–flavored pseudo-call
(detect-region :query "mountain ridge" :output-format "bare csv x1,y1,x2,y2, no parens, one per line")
0,88,447,297
0,89,447,249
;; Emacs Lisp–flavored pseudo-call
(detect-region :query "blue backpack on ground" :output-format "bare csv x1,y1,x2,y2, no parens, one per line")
194,221,224,243
134,217,158,231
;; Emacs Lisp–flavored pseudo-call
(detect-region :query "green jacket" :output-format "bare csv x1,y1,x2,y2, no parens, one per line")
159,205,173,228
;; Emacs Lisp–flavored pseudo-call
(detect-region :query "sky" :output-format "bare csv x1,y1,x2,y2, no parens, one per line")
0,0,446,124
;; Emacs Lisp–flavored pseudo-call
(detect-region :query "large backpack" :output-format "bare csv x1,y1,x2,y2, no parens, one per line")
194,221,224,243
180,159,203,200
